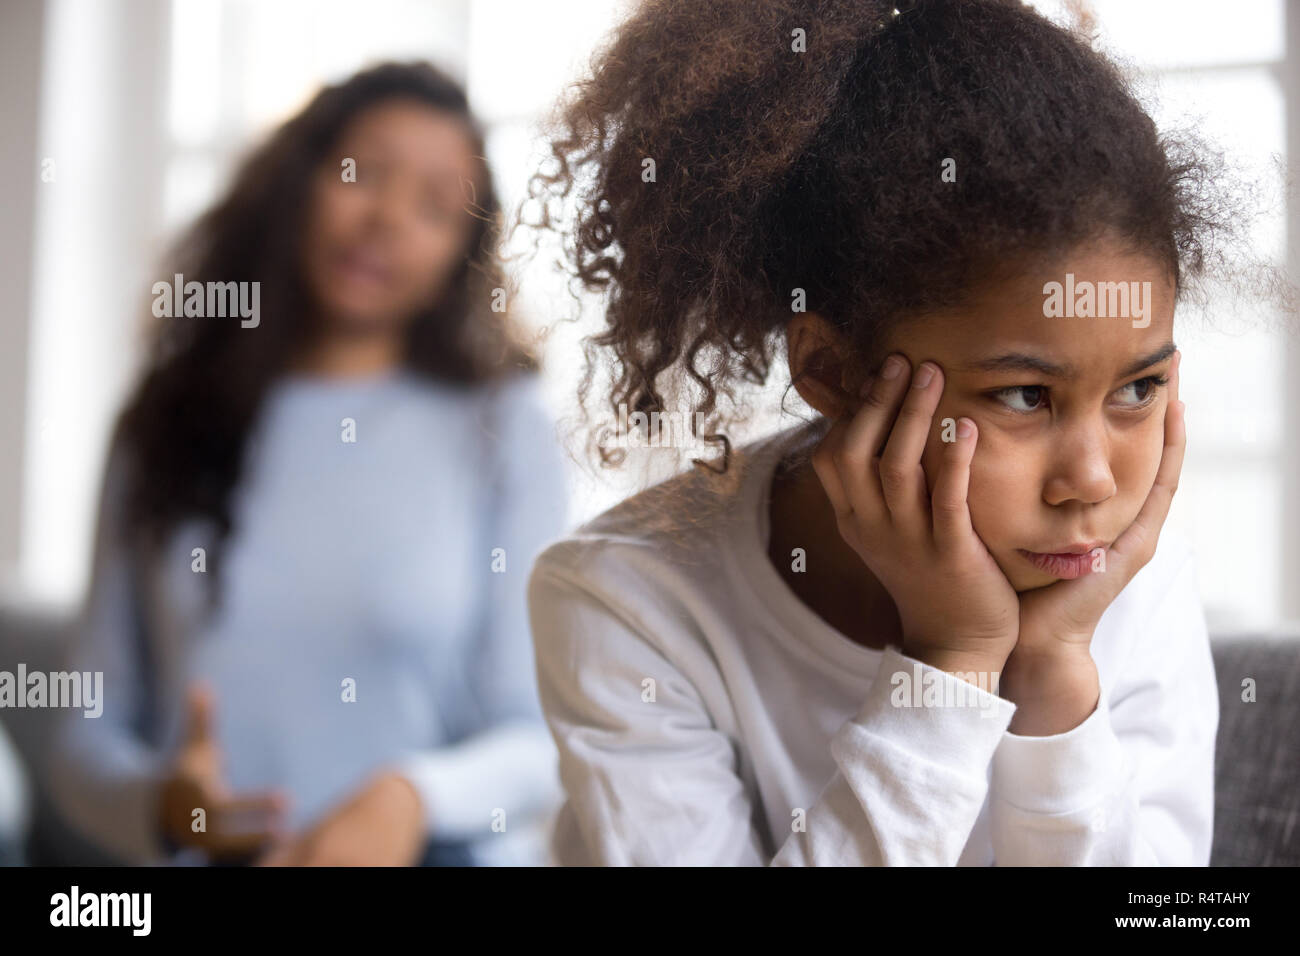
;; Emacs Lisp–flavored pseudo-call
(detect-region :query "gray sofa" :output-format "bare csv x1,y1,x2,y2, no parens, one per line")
1206,633,1300,866
0,603,119,866
2,604,1297,866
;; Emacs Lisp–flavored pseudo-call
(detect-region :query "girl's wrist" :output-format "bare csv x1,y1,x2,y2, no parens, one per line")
900,642,1009,684
1001,646,1099,735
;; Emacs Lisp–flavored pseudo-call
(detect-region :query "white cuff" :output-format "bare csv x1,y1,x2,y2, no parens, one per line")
837,645,1016,779
992,682,1124,814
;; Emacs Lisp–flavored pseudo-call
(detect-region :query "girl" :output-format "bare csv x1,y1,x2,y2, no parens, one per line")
50,61,567,866
521,0,1259,864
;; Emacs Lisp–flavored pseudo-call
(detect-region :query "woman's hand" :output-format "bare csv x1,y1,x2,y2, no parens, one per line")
255,771,426,867
157,683,290,860
811,353,1020,677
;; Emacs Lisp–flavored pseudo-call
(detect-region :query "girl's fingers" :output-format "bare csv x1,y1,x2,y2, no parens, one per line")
930,416,978,547
1107,354,1186,576
828,355,912,525
877,361,943,529
839,354,912,482
810,418,855,522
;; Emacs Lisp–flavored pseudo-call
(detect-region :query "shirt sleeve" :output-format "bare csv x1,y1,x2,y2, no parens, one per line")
528,542,1019,866
989,547,1218,865
46,435,174,865
396,373,569,840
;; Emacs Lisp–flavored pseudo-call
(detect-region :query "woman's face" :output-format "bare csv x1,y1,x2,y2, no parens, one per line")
301,98,481,334
881,242,1177,592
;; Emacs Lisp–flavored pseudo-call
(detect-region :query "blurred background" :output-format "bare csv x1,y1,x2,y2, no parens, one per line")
0,0,1296,865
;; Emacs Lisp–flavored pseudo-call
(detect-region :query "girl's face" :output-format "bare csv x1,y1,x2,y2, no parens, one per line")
301,98,481,334
882,242,1177,592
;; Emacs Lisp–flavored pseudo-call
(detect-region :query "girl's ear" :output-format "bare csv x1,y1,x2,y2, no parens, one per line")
786,311,863,421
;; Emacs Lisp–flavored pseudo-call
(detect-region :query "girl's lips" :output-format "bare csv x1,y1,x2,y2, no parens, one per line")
1017,548,1103,580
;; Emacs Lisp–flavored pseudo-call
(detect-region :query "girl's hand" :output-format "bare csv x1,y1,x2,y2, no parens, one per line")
1015,350,1186,654
255,771,427,867
811,353,1019,676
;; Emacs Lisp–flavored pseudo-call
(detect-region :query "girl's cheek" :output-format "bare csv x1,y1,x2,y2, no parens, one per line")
1115,427,1165,516
961,425,1032,530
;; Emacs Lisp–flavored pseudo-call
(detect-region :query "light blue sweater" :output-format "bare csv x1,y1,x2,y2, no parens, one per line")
49,368,569,864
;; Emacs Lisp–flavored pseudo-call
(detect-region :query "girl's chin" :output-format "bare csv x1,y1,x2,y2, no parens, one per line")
1012,577,1061,594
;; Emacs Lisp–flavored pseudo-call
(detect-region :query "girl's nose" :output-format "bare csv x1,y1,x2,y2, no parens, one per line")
1041,420,1117,507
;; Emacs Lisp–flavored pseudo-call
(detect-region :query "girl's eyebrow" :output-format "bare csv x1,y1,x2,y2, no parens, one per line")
961,342,1176,379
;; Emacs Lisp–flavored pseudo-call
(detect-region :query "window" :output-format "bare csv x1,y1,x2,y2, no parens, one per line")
20,0,1296,632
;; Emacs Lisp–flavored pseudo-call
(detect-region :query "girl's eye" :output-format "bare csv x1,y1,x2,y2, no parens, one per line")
1113,375,1168,407
993,385,1047,413
989,376,1170,414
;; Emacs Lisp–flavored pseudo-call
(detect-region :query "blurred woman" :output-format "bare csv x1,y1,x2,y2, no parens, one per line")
49,61,567,866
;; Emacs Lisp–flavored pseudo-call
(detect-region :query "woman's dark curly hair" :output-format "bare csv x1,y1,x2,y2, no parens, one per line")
117,60,536,600
522,0,1276,474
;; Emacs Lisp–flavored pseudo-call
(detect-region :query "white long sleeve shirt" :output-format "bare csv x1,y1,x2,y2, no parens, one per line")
527,419,1218,865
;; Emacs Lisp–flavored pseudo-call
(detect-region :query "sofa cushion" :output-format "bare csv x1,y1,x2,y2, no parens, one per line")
1209,633,1300,866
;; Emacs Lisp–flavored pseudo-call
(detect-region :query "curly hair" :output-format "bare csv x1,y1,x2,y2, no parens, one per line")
521,0,1275,476
117,60,537,604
